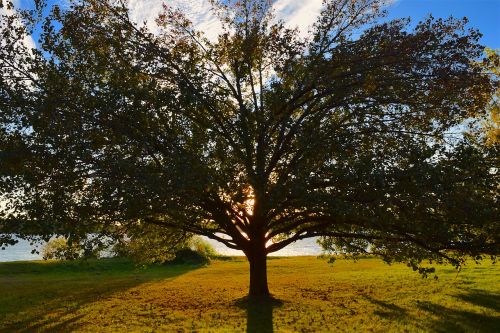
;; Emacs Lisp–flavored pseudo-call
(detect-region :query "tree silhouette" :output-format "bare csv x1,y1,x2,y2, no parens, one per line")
1,0,498,297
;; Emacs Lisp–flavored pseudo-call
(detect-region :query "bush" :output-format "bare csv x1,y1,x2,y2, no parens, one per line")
168,237,218,265
189,237,218,259
170,248,210,265
111,225,192,264
42,237,103,260
42,238,81,260
112,229,219,265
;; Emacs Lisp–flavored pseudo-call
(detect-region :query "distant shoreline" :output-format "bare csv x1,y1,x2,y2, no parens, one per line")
0,236,324,262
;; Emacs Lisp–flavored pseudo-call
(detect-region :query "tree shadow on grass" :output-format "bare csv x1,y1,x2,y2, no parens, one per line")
363,296,408,320
417,290,500,333
0,259,201,333
234,296,284,333
364,289,499,332
454,289,500,312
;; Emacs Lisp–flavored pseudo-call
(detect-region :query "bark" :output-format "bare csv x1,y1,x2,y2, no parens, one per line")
247,242,270,297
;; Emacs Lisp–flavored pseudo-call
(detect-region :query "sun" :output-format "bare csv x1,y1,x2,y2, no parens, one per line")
244,197,255,216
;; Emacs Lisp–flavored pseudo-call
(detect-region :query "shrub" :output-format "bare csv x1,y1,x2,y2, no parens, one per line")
170,248,210,265
189,237,218,259
41,237,103,260
111,228,219,265
169,237,218,265
42,238,81,260
111,225,192,264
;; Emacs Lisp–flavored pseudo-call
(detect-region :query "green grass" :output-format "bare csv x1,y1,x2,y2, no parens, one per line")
0,256,498,332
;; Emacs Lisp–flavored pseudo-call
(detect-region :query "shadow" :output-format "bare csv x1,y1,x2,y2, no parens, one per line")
364,296,407,319
235,296,283,333
0,258,201,333
417,300,500,332
26,314,86,333
455,289,500,312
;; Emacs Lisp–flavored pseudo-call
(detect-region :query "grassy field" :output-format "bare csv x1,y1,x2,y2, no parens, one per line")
0,256,498,333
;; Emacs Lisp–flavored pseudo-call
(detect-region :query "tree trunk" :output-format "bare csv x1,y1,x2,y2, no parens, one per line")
247,245,270,297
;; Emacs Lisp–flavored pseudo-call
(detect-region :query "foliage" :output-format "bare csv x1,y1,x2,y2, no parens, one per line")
0,0,498,296
0,257,498,332
112,224,191,265
189,236,218,259
41,237,82,260
170,248,210,265
111,224,216,265
169,237,219,265
41,236,104,260
480,48,500,145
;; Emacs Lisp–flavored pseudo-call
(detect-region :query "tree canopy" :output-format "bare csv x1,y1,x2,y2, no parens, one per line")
1,0,498,297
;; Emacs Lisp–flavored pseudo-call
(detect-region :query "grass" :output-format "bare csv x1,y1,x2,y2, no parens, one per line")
0,256,498,332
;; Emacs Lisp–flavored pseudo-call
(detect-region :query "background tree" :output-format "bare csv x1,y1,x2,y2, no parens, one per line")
480,48,499,146
1,0,498,297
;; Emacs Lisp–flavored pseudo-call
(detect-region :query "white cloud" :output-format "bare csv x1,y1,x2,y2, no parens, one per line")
273,0,401,36
127,0,400,40
127,0,324,40
127,0,166,33
127,0,222,40
273,0,323,35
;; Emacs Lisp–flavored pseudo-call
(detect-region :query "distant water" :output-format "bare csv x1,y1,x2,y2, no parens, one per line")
0,238,44,262
0,236,323,262
204,237,323,257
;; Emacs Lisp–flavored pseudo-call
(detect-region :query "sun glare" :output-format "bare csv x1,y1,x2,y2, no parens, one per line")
244,198,255,216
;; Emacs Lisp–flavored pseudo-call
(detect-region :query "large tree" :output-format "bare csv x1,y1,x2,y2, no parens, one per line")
1,0,498,297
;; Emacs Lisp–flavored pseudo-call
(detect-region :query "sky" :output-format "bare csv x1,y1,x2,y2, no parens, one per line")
386,0,500,48
3,0,498,257
126,0,500,48
13,0,500,49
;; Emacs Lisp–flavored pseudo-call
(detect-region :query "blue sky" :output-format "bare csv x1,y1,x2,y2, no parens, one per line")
16,0,500,49
387,0,500,48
